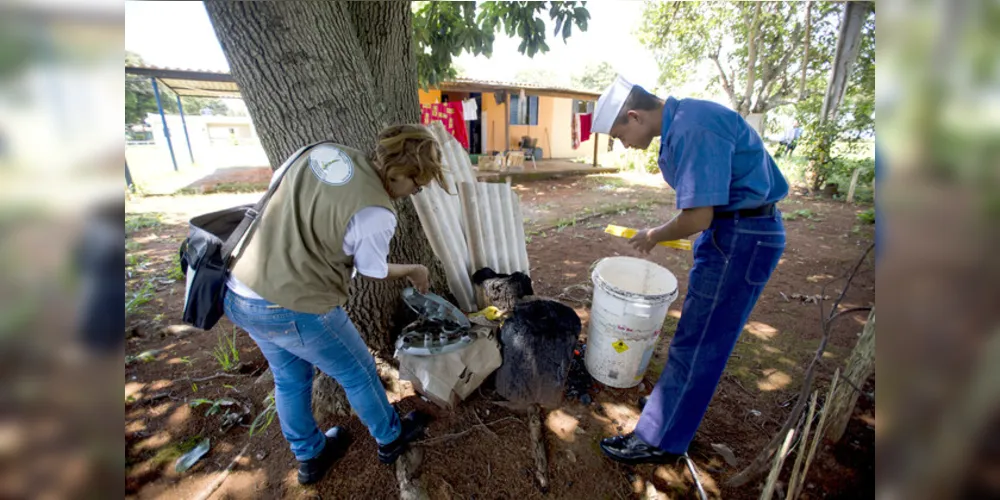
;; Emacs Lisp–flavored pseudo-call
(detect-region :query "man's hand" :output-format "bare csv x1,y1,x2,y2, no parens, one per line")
406,265,430,294
629,228,660,255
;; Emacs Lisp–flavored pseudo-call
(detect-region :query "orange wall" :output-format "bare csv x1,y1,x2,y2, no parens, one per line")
418,89,441,105
482,94,559,156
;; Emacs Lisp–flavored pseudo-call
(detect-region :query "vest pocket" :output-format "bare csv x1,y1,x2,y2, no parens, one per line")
745,241,785,286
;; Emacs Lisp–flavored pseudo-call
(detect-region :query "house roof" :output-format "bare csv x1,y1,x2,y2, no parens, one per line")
125,64,600,101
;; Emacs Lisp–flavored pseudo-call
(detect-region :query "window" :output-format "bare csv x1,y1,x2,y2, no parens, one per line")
573,99,594,114
509,95,539,125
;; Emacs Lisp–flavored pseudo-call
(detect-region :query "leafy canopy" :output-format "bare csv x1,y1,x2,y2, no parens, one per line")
412,1,590,88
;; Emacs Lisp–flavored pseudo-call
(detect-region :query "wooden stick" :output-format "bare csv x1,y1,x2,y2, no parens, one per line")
529,404,549,492
846,168,862,203
786,391,819,500
760,428,795,500
794,369,840,500
192,440,250,500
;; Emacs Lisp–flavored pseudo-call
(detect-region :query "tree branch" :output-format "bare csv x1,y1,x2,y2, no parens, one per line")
726,243,875,487
742,2,763,114
709,52,738,109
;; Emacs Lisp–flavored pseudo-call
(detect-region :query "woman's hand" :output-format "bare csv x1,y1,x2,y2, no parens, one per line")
407,265,430,294
629,228,660,255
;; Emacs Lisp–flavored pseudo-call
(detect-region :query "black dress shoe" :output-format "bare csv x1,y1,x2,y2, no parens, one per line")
298,427,351,485
378,411,430,464
600,432,683,465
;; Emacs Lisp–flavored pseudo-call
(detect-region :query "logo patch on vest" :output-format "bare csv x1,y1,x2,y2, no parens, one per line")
308,145,355,186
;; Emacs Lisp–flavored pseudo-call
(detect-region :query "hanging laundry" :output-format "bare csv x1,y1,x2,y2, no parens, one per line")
421,102,469,149
461,98,478,121
579,113,593,143
571,112,580,150
518,89,527,125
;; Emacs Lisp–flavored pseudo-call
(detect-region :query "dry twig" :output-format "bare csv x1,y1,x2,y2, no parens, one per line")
726,243,873,487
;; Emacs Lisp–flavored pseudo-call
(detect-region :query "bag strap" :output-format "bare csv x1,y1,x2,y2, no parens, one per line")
220,140,330,261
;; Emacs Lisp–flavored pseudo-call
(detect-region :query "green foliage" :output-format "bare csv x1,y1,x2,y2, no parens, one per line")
212,329,241,372
571,61,617,91
189,398,236,417
125,280,156,319
249,391,277,437
782,209,818,221
857,208,875,225
638,2,844,114
167,253,185,281
412,1,590,88
125,212,162,234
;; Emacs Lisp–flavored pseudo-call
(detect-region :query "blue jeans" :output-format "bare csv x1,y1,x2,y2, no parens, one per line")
635,211,785,454
223,292,401,461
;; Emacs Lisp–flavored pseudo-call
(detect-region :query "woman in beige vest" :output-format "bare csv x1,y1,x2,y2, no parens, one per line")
224,125,445,485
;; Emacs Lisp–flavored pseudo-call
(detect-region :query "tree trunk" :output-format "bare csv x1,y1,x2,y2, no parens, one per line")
741,1,762,116
799,1,812,99
820,1,872,123
204,1,449,414
825,308,875,442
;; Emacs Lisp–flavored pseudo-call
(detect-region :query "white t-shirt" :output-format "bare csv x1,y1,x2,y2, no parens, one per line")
225,162,397,299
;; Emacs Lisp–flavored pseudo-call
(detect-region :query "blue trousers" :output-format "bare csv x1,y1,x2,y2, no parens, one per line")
223,292,401,461
635,212,785,454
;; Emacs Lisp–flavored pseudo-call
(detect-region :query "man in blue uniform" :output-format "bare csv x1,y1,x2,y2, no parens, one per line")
591,76,789,464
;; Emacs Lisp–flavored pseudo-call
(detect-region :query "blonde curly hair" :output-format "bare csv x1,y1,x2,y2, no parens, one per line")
374,124,448,193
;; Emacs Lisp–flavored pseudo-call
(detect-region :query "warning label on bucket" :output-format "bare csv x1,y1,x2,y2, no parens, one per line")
612,340,629,353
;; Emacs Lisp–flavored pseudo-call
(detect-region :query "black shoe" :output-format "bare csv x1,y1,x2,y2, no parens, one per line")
377,411,430,464
298,427,351,485
600,432,683,465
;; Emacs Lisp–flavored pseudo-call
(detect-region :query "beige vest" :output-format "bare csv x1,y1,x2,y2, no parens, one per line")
232,143,395,314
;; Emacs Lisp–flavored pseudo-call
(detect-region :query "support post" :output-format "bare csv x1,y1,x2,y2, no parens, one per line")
592,133,599,167
176,94,195,164
151,78,178,172
125,159,135,193
504,92,511,154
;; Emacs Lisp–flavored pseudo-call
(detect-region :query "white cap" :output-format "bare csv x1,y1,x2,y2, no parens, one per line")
591,75,635,134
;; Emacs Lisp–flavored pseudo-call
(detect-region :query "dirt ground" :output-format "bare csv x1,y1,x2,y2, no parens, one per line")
125,174,875,499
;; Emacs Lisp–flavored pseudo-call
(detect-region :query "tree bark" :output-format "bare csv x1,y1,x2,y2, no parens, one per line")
825,308,875,442
800,1,813,99
820,1,872,123
741,1,762,116
204,1,450,417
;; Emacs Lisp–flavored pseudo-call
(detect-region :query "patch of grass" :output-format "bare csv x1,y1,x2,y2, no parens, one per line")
126,213,162,234
126,253,146,268
212,329,241,372
125,280,156,318
857,207,875,225
126,240,142,253
555,218,577,232
249,391,277,437
167,253,185,281
189,398,236,416
782,209,819,222
148,435,203,468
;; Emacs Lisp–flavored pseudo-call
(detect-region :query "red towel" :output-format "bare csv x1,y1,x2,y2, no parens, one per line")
579,113,593,143
421,102,469,149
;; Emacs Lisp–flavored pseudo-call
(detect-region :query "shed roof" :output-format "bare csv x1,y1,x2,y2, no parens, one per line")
125,64,600,101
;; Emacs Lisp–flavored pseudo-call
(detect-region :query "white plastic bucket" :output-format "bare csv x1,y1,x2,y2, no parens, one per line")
585,257,678,388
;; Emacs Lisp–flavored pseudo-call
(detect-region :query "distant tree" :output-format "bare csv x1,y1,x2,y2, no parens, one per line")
571,61,617,92
638,1,844,116
125,51,234,126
